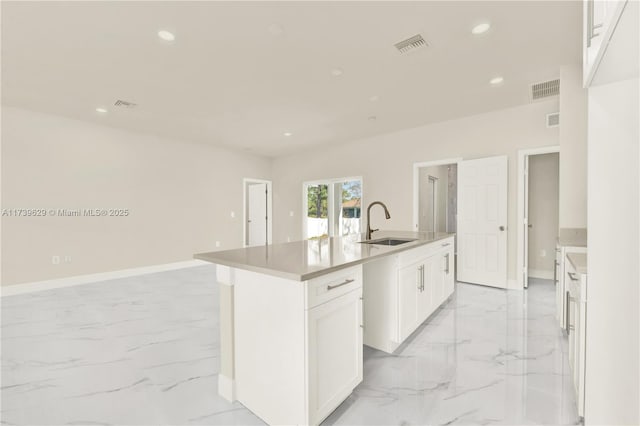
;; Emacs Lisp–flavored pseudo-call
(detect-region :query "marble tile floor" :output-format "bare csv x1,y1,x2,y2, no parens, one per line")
1,268,579,426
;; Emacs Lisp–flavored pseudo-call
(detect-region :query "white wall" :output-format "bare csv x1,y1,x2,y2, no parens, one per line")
527,152,559,277
272,100,560,281
585,77,639,425
559,64,588,228
1,107,272,285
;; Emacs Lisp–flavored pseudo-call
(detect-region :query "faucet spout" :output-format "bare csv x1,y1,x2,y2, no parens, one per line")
366,201,391,240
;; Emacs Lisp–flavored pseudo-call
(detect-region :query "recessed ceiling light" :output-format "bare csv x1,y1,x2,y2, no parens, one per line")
284,132,292,137
95,107,108,113
331,68,344,77
472,23,491,35
157,30,175,41
490,76,504,85
369,95,379,102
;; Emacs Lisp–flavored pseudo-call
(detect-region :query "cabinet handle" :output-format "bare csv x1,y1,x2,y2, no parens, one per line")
327,278,355,290
565,291,570,336
421,265,425,291
565,293,577,335
568,272,579,281
444,253,450,274
441,242,451,247
417,265,424,292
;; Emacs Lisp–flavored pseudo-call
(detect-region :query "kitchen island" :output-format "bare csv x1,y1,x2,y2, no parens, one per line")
195,230,455,425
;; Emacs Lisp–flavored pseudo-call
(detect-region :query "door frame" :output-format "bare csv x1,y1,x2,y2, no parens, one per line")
243,178,273,247
412,158,462,231
516,145,560,289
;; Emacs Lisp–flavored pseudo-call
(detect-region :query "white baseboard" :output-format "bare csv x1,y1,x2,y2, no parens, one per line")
528,269,554,280
1,259,209,297
218,373,236,402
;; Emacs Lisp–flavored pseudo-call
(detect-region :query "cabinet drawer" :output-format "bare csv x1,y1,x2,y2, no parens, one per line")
398,238,454,268
306,266,362,309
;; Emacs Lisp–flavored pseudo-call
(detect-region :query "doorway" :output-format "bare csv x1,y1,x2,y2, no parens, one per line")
415,164,458,234
243,178,272,247
517,146,560,289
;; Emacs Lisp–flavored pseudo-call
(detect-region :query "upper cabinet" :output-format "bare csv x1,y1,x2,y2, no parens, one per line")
583,0,629,86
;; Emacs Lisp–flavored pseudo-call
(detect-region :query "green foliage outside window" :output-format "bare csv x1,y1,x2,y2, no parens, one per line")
307,184,328,218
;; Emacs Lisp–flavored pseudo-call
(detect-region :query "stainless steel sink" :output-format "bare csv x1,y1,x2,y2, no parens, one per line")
360,237,417,246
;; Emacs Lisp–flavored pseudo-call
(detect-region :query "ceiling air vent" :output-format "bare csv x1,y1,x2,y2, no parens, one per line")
394,34,428,54
546,112,560,128
530,79,560,101
114,99,137,109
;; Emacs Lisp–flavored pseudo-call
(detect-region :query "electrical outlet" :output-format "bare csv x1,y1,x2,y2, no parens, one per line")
540,249,547,258
289,211,294,217
230,211,235,218
64,255,72,264
52,255,60,265
215,241,221,248
287,236,291,242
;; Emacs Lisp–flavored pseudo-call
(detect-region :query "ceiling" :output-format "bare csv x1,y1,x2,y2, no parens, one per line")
2,1,581,157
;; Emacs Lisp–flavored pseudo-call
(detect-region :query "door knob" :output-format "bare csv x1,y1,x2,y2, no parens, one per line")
499,226,505,231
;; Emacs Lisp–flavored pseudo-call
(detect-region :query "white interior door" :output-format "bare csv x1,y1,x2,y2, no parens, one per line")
457,156,508,288
247,183,267,246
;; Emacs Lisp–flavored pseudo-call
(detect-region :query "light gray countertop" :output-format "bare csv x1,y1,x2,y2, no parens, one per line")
195,231,455,281
567,253,588,275
557,228,588,248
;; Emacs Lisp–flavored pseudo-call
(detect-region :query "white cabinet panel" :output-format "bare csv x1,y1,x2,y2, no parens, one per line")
426,255,442,313
583,0,628,86
307,288,363,425
443,250,454,298
365,237,456,353
398,261,421,342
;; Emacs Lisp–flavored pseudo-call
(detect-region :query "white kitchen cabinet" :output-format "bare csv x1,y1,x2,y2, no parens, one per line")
428,255,442,312
307,287,363,425
566,254,588,418
555,230,587,331
398,260,422,342
233,265,363,426
583,0,627,86
364,236,455,353
443,249,454,298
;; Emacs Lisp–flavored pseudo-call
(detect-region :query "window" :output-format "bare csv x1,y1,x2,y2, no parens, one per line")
303,177,362,239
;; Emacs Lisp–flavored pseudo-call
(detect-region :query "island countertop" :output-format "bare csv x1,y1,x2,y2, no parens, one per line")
195,231,454,281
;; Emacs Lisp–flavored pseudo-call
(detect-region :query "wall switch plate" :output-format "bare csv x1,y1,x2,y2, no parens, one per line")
287,236,291,242
289,211,294,217
215,241,221,248
540,249,547,258
52,255,60,265
230,211,235,218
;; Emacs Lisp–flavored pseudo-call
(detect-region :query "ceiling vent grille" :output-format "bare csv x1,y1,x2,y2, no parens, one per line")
394,34,428,54
530,79,560,101
114,99,137,109
546,112,560,128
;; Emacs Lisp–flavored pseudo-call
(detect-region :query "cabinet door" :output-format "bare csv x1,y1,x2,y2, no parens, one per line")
419,256,437,321
398,262,421,341
307,288,363,425
435,254,445,306
443,249,455,298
